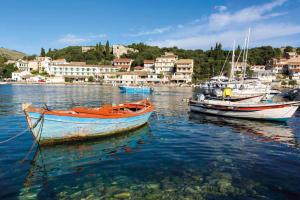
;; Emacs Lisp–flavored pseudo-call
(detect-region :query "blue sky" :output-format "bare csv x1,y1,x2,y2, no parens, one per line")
1,0,300,54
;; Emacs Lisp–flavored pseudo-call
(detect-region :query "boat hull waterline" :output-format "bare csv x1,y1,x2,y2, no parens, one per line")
189,100,300,121
22,100,154,145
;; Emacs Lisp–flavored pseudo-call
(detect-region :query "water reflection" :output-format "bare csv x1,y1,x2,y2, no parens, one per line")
189,112,299,148
19,125,152,199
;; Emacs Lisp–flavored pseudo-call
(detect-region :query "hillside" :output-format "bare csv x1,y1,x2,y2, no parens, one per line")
0,47,27,60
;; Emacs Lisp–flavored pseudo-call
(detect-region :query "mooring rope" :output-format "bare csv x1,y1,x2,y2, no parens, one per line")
20,114,45,163
0,128,28,144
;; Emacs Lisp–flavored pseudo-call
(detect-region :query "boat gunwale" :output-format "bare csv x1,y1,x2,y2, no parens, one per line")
24,100,154,119
28,112,152,124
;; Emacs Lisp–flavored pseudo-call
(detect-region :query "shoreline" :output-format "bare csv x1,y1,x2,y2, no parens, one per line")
1,81,299,90
3,82,195,88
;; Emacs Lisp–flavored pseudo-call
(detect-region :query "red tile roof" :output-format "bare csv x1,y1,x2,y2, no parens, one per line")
113,58,132,62
134,66,144,70
144,60,155,64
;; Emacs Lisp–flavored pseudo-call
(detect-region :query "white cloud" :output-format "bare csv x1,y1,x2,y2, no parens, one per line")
214,5,227,12
177,24,184,29
148,0,298,49
58,33,106,44
149,23,300,49
127,26,171,37
209,0,287,30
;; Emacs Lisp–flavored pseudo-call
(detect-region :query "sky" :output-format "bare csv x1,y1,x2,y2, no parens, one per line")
1,0,300,54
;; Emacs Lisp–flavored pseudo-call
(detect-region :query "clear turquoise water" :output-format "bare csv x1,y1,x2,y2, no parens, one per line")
0,84,300,200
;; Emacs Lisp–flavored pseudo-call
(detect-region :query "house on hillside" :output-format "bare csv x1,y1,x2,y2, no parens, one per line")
172,59,194,83
154,52,178,75
143,60,155,72
112,45,138,58
12,70,31,81
272,52,300,74
113,58,133,72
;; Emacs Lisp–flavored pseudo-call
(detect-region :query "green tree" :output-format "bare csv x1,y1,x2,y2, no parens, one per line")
23,55,36,60
88,76,95,82
47,48,52,56
105,40,110,58
95,42,103,60
281,80,287,86
288,80,297,87
40,48,46,57
284,46,294,54
274,48,282,59
246,67,254,78
2,64,18,78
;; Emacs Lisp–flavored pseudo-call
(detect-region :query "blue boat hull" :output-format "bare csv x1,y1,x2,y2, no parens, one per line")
27,111,152,145
119,86,153,94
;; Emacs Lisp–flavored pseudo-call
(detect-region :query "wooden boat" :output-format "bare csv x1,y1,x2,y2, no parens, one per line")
119,86,153,94
22,99,154,145
189,99,300,121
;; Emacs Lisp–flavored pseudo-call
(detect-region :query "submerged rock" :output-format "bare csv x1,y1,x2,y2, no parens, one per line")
114,192,131,199
146,183,160,190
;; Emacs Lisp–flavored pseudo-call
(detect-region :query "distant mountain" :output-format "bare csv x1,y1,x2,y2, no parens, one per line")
0,47,27,60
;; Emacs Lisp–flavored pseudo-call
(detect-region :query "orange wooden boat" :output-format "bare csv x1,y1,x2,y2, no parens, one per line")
22,99,154,145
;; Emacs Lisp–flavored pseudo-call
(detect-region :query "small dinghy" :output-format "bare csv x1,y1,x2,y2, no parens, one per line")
189,99,300,122
22,100,154,145
119,86,153,94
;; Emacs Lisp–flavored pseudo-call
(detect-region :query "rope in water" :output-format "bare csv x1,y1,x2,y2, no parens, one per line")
20,114,45,163
0,110,45,145
0,128,28,144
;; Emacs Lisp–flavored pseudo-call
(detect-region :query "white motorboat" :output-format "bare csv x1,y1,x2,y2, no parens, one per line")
189,99,300,122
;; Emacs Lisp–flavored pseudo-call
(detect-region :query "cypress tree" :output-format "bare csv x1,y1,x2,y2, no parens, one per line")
40,48,46,57
105,40,110,57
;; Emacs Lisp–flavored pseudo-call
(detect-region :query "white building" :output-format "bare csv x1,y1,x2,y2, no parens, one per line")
113,58,133,72
143,60,155,72
48,61,119,81
172,59,194,83
252,70,276,83
272,52,300,74
250,65,265,72
112,45,138,58
15,57,52,72
154,52,178,75
290,69,300,82
15,60,29,72
103,71,168,85
82,46,95,53
12,70,31,81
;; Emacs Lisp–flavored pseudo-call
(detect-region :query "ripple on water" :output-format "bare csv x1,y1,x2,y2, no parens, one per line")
0,85,300,199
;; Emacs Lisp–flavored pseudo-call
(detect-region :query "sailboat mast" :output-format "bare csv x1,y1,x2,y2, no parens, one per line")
230,40,236,81
241,38,247,82
243,28,251,80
